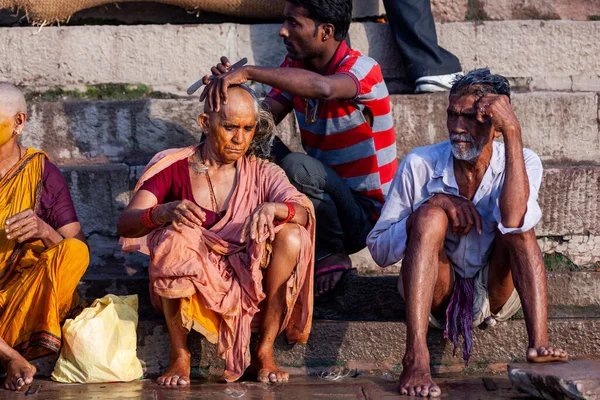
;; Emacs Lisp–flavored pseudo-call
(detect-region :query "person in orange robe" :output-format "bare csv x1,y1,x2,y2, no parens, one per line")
0,82,89,391
119,85,315,386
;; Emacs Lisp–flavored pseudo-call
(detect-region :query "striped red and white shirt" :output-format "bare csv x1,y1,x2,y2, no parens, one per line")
267,41,398,208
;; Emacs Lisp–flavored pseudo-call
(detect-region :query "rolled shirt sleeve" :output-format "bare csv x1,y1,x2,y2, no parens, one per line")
367,170,415,268
495,149,543,234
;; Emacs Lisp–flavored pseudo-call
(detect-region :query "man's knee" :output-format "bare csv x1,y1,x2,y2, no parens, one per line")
280,153,325,189
274,223,303,257
407,204,449,238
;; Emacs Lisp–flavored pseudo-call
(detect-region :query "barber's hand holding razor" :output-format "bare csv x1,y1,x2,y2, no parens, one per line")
198,57,250,112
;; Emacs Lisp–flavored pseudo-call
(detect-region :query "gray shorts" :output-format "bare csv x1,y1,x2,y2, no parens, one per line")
398,263,522,330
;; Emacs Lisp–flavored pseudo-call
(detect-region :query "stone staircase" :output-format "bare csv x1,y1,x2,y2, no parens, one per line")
0,0,598,377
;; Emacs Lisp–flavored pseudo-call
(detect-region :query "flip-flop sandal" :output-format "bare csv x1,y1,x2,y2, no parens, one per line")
314,264,351,300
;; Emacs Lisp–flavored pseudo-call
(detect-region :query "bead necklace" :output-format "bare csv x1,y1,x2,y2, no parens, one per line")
200,146,221,216
304,99,319,125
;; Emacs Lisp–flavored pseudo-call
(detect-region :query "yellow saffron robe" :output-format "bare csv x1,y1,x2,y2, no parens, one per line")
0,149,89,359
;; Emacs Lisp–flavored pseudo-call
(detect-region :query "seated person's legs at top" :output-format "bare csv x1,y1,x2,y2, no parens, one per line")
0,82,89,391
367,69,567,397
119,85,314,386
382,0,462,93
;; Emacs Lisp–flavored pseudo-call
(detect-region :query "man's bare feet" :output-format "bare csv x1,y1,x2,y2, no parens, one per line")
314,252,351,297
526,346,568,363
2,354,36,391
156,350,191,387
399,351,441,398
250,350,289,383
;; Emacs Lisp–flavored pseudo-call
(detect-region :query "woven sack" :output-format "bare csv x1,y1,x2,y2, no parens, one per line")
0,0,285,23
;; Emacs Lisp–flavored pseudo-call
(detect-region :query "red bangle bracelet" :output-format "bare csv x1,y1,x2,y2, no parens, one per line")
277,202,296,225
141,205,159,229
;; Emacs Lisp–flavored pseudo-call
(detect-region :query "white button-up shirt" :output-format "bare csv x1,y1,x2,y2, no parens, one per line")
367,141,543,279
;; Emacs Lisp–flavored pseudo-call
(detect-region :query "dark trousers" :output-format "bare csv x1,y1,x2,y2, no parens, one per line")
273,138,376,261
383,0,462,82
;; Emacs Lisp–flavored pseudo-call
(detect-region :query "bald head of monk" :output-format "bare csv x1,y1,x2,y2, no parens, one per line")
0,83,27,148
198,85,274,162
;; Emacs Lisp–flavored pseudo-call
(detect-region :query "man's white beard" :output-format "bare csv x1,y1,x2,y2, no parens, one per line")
450,134,484,161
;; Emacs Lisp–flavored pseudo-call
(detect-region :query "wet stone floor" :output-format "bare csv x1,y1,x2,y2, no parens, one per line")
0,373,536,399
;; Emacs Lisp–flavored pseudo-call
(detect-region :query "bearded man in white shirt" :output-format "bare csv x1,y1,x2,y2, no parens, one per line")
367,68,568,398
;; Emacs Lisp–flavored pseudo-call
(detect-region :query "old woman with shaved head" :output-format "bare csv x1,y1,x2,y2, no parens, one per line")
0,83,89,391
118,85,315,386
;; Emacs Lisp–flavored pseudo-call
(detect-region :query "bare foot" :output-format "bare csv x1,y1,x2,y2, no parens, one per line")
526,346,568,363
156,350,191,387
314,252,351,297
399,352,441,397
2,354,36,391
250,351,289,383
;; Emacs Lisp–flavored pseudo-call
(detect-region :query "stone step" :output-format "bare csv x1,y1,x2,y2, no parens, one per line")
76,271,600,322
36,318,597,377
32,318,600,378
1,21,599,93
21,92,600,166
60,164,599,239
474,0,600,22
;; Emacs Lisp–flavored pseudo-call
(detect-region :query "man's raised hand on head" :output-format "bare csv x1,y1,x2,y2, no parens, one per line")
475,94,521,139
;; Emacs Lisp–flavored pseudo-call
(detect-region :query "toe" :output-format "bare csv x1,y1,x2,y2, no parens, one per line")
24,374,34,386
408,386,417,396
257,371,269,383
560,349,569,357
539,346,548,356
177,377,189,386
400,386,408,395
323,276,334,293
419,386,429,397
429,385,442,398
315,278,324,297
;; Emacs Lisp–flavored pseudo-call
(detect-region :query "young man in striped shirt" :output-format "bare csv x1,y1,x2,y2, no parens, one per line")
201,0,397,297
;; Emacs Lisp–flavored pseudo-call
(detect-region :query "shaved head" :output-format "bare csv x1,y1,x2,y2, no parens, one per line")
199,84,275,159
203,84,260,117
0,82,27,118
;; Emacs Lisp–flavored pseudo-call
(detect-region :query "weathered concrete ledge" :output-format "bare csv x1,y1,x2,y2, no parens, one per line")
76,272,600,321
32,319,600,377
1,21,599,93
480,0,600,22
21,92,600,166
59,164,600,238
135,319,600,376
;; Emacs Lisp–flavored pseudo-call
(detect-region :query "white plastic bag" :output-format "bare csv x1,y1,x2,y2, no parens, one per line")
51,294,144,383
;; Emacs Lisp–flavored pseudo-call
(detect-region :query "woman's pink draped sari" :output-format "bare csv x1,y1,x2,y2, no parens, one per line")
121,145,314,382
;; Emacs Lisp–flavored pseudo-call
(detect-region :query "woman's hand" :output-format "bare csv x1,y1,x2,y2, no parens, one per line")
240,203,279,243
5,209,52,243
154,200,207,232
